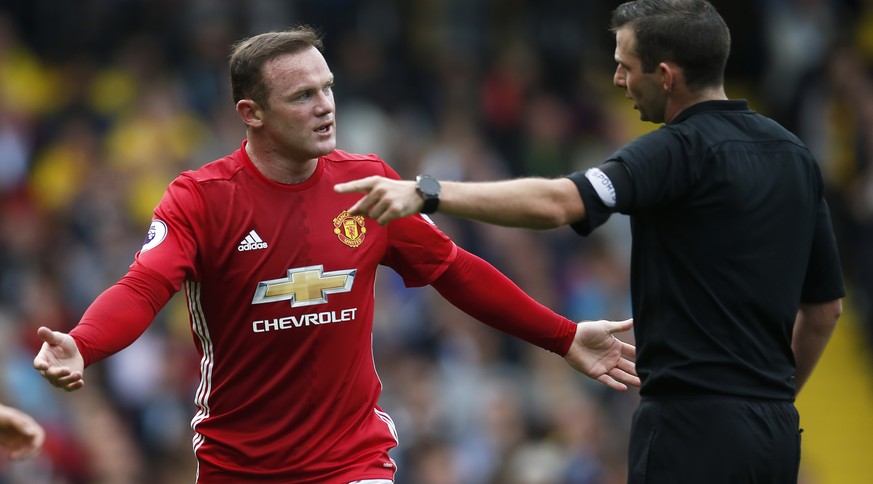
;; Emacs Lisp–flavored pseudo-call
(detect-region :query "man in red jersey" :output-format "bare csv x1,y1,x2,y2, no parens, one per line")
32,26,638,483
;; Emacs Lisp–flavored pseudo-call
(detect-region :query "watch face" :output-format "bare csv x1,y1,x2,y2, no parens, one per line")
417,175,440,214
418,176,440,197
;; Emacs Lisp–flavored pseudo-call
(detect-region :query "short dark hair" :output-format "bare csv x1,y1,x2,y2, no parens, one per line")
229,25,324,108
611,0,730,91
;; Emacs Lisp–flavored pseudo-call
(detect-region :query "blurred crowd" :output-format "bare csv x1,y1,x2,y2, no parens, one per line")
0,0,872,483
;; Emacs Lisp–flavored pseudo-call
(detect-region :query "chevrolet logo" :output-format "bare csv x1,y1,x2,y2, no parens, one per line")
252,265,356,307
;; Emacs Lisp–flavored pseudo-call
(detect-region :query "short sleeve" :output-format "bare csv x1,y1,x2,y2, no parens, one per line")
382,214,458,287
567,127,697,236
369,162,458,286
567,161,632,235
800,199,845,303
132,174,203,290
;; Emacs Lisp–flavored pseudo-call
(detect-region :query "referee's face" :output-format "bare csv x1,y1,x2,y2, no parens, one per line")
613,27,667,124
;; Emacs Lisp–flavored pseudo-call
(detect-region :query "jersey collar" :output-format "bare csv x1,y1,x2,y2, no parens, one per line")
238,140,325,191
669,99,751,125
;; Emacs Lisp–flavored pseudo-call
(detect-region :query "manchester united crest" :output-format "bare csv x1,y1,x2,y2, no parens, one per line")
333,211,367,248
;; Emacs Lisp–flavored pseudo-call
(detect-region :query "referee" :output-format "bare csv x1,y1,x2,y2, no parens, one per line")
336,0,846,482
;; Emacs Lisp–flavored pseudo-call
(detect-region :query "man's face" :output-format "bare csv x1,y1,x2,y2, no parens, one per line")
259,46,336,162
613,27,667,124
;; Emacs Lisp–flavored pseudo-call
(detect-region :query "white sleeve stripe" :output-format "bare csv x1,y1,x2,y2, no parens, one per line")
584,167,617,208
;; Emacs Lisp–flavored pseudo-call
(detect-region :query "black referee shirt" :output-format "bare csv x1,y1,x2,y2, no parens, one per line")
568,100,845,400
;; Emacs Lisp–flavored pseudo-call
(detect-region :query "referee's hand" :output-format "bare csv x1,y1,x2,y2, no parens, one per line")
335,176,422,225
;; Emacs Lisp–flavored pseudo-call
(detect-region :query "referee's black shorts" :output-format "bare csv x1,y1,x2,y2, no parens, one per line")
628,396,801,484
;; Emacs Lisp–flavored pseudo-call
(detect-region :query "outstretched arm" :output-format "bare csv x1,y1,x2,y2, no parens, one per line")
335,176,586,228
792,298,841,393
0,404,45,460
429,247,637,391
33,268,173,391
33,326,85,392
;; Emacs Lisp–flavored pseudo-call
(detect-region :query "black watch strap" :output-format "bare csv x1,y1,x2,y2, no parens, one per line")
415,175,441,214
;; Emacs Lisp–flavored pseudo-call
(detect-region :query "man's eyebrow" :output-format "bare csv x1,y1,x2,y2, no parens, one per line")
288,78,333,97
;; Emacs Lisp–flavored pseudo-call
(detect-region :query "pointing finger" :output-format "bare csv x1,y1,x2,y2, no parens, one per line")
335,178,373,194
334,181,355,193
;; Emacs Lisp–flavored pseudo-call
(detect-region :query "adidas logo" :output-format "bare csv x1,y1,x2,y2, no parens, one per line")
238,230,269,252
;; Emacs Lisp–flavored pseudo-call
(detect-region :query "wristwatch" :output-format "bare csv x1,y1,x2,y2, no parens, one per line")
415,174,441,214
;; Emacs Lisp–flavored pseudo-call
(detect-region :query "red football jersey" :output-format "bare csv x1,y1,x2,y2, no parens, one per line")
134,142,457,483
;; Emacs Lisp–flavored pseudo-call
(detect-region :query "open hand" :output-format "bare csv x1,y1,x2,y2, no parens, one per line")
564,318,639,391
33,326,85,392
